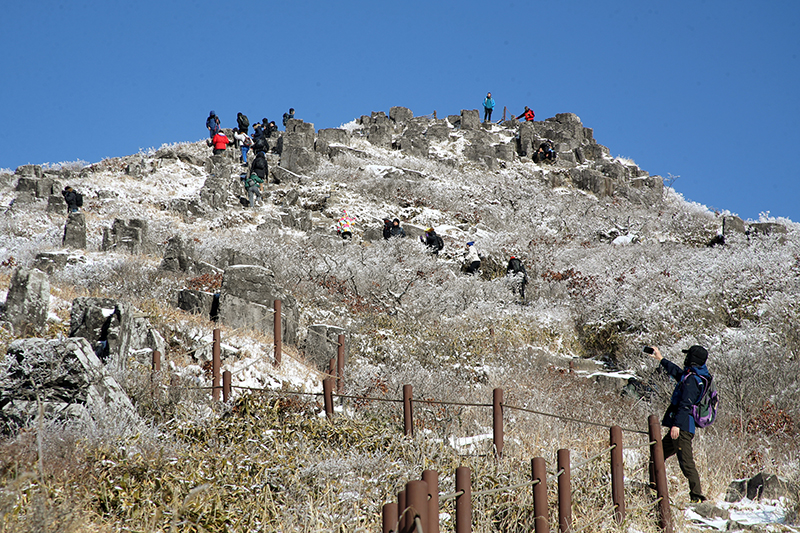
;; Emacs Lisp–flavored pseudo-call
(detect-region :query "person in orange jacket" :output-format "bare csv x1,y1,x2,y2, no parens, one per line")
211,130,230,155
515,106,535,122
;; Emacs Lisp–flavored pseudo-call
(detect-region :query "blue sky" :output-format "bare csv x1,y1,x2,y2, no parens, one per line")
2,0,798,222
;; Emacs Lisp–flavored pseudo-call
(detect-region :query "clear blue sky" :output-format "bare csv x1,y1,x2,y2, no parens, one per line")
2,0,798,222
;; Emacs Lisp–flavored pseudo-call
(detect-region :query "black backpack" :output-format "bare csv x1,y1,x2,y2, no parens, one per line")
435,234,444,251
76,193,83,207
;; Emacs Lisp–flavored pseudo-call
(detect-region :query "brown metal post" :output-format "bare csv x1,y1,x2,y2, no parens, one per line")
503,106,507,121
273,299,282,365
383,502,399,533
532,457,549,533
398,489,407,533
222,370,231,403
323,378,334,419
152,350,161,372
455,466,472,533
649,415,672,533
433,110,437,120
403,384,413,437
212,328,221,401
557,449,572,533
422,469,440,533
407,480,429,533
493,388,504,458
337,334,345,392
610,425,625,524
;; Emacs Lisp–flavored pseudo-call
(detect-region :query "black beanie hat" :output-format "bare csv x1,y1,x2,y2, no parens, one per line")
682,345,708,367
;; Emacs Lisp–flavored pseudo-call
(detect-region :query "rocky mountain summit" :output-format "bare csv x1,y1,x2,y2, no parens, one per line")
0,107,798,532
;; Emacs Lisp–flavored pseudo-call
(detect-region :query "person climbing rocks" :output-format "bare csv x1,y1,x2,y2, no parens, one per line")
206,110,220,138
483,92,495,123
242,172,263,208
210,129,230,155
282,108,295,128
515,106,535,122
237,112,250,134
233,129,253,164
389,218,407,238
532,141,556,163
464,241,480,275
337,209,356,240
267,121,278,135
62,186,82,213
421,227,444,255
251,150,269,185
506,256,528,300
648,345,711,503
382,218,393,240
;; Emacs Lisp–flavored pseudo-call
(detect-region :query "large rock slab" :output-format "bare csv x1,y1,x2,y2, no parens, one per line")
101,218,148,254
2,267,50,335
63,212,87,249
460,109,480,130
0,337,138,436
304,324,348,372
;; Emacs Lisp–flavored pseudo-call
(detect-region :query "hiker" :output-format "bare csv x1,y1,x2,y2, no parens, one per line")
206,111,220,138
506,256,528,299
62,186,82,213
282,108,295,128
233,130,253,164
242,172,263,208
210,130,230,155
336,209,356,240
464,241,480,275
389,218,407,238
483,92,495,123
251,126,269,154
251,151,269,185
421,227,444,255
515,106,535,122
382,218,392,240
648,345,711,503
252,122,265,142
267,121,279,136
532,141,556,163
237,112,249,134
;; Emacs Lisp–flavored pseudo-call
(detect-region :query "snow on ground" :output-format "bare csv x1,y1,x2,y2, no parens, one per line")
686,498,797,531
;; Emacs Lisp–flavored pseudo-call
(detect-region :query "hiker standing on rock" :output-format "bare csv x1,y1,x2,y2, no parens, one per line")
648,345,711,503
421,228,444,255
464,241,480,275
206,111,220,138
515,106,535,122
283,108,295,129
62,186,82,213
237,112,249,134
506,256,528,300
483,92,495,123
210,130,230,155
337,209,356,240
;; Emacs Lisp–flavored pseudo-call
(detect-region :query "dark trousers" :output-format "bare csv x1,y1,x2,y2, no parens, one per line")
484,108,493,122
662,430,703,499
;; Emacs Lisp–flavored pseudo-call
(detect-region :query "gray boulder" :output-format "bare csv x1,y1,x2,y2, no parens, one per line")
0,337,138,436
726,473,789,502
177,289,218,319
217,265,298,345
200,156,241,209
280,207,313,232
425,123,451,142
368,124,392,148
33,251,70,274
304,324,348,372
316,128,351,156
2,267,50,335
568,168,615,197
15,164,43,179
723,216,746,236
62,212,87,249
159,234,198,273
749,222,788,236
460,109,481,130
46,194,67,213
390,106,413,125
101,218,148,254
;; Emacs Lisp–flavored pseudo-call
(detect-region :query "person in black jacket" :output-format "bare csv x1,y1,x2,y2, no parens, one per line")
237,112,249,134
62,186,81,213
389,218,406,238
382,218,392,240
649,345,711,503
421,228,444,255
506,256,528,299
251,151,269,185
282,108,295,128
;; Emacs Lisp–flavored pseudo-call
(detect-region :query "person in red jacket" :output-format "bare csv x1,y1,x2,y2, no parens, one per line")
515,106,535,122
211,131,230,155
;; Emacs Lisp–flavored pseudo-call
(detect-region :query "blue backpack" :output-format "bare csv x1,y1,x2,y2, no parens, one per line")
682,370,719,428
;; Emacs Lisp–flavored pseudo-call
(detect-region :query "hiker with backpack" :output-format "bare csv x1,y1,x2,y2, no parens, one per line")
62,186,82,213
233,129,253,165
251,151,269,185
532,141,556,163
421,228,444,255
236,112,249,134
515,106,535,122
464,241,480,275
483,92,495,123
648,345,716,503
506,256,528,300
336,209,356,240
242,171,264,208
282,108,295,129
206,111,220,138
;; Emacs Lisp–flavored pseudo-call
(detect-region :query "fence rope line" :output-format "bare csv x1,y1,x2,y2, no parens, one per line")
627,440,658,449
439,490,464,502
415,398,493,408
569,445,616,473
333,393,403,403
305,326,343,346
502,403,648,435
229,385,321,397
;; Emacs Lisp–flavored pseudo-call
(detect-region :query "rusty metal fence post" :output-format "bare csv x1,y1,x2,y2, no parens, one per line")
532,457,549,533
398,489,407,533
212,328,221,401
273,299,282,365
323,377,334,419
455,466,472,533
403,384,413,437
422,469,439,533
152,350,161,372
649,415,672,533
557,449,571,533
383,502,399,533
222,370,231,403
493,388,504,459
337,334,345,392
610,425,625,524
407,480,429,533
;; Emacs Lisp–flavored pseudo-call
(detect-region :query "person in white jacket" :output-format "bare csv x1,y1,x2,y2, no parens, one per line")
464,241,480,275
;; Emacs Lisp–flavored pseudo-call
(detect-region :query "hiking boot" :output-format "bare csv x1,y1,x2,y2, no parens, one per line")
690,494,707,503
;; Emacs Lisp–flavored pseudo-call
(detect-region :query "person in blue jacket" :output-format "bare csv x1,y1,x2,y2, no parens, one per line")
483,92,495,123
206,111,220,138
649,345,710,503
